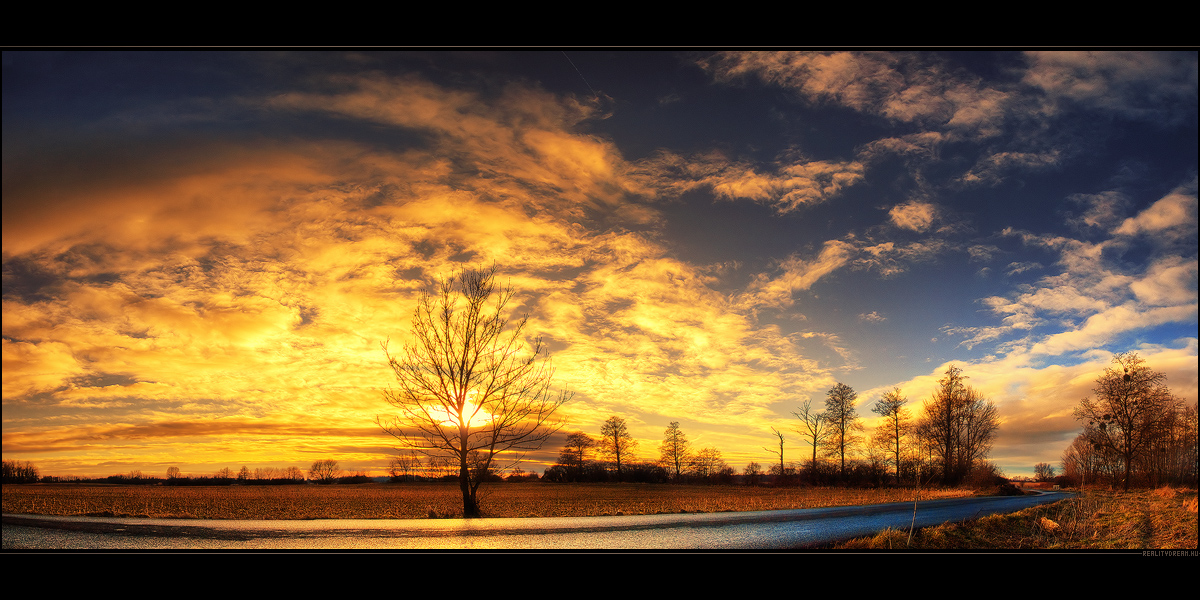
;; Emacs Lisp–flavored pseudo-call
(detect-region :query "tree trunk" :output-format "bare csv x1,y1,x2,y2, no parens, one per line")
463,489,480,518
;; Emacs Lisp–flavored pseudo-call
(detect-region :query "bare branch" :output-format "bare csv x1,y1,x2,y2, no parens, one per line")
378,264,570,517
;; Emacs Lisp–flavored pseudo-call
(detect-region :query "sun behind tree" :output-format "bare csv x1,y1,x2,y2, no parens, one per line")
377,264,570,518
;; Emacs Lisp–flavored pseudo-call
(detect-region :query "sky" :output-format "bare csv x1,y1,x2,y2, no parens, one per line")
3,50,1197,480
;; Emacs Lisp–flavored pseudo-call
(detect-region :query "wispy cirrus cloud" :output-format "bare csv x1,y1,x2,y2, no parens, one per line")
697,51,1013,137
1022,51,1199,123
631,149,865,214
943,182,1198,354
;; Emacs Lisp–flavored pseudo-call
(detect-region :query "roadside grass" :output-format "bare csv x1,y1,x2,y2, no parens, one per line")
829,486,1198,550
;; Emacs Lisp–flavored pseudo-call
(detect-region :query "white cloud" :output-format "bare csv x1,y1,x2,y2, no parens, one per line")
888,200,938,232
632,149,865,214
1113,189,1198,238
858,311,887,323
737,240,856,311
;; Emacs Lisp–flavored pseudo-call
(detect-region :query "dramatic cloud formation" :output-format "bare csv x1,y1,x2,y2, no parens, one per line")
4,51,1195,479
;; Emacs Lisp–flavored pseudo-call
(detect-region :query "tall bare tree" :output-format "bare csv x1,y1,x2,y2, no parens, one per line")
926,365,967,485
378,264,570,517
659,421,692,481
918,365,999,485
823,382,863,480
1074,352,1181,491
599,415,637,480
793,399,830,484
765,427,787,482
872,387,910,483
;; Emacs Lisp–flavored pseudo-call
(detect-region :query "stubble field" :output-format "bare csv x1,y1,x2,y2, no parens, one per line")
2,482,973,520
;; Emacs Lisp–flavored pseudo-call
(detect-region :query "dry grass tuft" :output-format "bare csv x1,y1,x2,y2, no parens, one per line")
1154,486,1179,499
1038,516,1060,533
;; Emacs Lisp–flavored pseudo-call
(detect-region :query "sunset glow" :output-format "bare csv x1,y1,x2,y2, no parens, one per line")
3,50,1196,480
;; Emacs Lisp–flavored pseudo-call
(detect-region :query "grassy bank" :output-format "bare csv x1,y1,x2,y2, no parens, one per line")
3,482,972,520
827,486,1198,550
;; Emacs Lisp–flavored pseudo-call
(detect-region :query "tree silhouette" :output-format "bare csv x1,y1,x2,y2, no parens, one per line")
794,399,830,484
558,432,595,481
378,264,569,517
823,383,863,480
599,416,637,480
765,427,787,483
1034,462,1056,481
310,459,341,483
919,365,999,485
872,387,910,483
659,421,692,481
689,447,727,481
743,461,763,486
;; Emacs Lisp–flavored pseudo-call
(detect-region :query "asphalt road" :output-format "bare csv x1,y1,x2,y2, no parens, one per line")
3,490,1071,550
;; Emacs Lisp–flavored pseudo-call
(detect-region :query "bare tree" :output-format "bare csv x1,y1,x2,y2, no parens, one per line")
310,459,341,483
794,399,830,484
282,466,306,481
823,382,863,480
599,415,637,480
1074,352,1181,491
918,365,999,485
659,421,692,481
558,432,595,481
1034,462,1056,481
378,264,569,517
743,461,763,486
389,451,422,482
872,387,910,483
765,427,787,483
689,447,728,481
166,466,181,480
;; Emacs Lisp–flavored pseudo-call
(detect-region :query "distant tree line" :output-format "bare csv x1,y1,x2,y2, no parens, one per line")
542,418,735,484
3,461,386,486
162,464,313,486
543,364,1008,489
385,450,513,483
2,460,40,484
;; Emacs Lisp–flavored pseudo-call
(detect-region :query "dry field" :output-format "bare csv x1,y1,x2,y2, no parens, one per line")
830,486,1199,550
2,482,973,520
